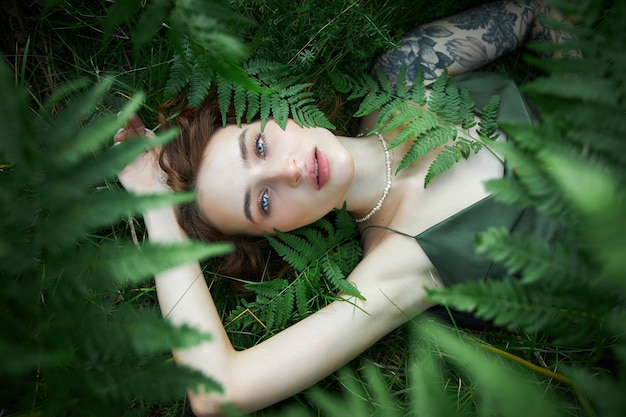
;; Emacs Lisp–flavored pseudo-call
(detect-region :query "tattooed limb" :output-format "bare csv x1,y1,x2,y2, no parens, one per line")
375,0,570,85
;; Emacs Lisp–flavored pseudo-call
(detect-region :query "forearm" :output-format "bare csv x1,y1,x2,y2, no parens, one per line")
376,0,552,84
143,206,236,413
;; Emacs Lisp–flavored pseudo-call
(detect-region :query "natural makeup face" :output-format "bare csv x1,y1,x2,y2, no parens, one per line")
196,119,354,235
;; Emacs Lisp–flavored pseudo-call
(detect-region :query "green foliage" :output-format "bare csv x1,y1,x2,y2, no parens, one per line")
0,58,229,415
337,68,500,186
225,209,361,339
4,0,626,416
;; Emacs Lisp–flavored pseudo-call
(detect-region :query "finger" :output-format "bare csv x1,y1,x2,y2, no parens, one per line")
128,114,147,136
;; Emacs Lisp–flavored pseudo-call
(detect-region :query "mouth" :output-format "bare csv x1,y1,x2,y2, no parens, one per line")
308,148,329,190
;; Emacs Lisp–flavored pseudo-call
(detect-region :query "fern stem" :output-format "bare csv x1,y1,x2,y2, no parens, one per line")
287,1,358,65
225,307,267,329
479,344,597,417
480,344,571,384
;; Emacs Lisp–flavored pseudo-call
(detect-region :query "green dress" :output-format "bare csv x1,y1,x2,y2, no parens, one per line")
408,72,561,327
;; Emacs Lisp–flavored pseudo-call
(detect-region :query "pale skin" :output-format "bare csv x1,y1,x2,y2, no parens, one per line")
116,1,569,415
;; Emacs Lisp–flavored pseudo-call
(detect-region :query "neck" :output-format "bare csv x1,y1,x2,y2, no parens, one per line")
337,133,393,220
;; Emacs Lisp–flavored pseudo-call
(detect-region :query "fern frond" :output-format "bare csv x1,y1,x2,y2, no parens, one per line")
42,191,196,250
410,68,427,106
377,103,424,135
259,93,271,130
484,177,533,208
245,279,289,301
523,76,619,106
475,227,582,285
217,76,233,126
398,124,455,176
245,90,260,124
232,84,247,126
427,279,607,343
322,254,364,299
459,87,477,129
395,66,410,101
388,111,439,149
476,95,500,141
427,70,449,115
101,240,233,285
442,77,461,124
423,144,458,187
334,206,358,238
354,90,393,118
164,45,191,99
188,63,212,107
294,278,311,316
271,94,290,129
265,234,310,273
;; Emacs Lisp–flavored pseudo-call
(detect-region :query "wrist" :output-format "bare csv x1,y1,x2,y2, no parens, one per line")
144,206,188,242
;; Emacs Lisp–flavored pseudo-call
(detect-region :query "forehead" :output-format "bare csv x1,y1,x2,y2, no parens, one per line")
195,124,260,235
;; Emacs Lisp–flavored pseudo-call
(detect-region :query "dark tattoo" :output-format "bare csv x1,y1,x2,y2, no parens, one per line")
445,36,490,70
448,2,519,57
377,26,455,83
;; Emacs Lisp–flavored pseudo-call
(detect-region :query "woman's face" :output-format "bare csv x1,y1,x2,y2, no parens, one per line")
196,119,354,235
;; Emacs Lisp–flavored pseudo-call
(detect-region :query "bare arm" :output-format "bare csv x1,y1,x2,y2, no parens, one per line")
375,0,571,85
116,121,438,416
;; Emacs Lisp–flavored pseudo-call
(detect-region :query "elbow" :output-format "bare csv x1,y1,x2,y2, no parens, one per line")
188,390,229,417
188,387,252,417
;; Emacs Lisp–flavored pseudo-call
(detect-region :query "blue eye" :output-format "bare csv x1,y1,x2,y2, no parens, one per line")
255,134,266,157
259,190,271,215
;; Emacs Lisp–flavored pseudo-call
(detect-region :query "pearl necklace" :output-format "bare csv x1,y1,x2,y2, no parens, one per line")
355,132,392,223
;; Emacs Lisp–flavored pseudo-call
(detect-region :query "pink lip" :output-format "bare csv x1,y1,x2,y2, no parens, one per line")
307,148,330,190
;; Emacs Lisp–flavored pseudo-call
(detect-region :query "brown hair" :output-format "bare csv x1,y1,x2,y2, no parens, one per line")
157,99,284,290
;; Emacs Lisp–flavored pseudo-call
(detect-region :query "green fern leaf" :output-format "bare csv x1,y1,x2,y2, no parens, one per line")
217,77,233,126
322,254,364,299
410,68,427,106
232,84,247,126
271,94,290,130
295,278,311,316
376,100,420,134
265,233,310,272
477,95,501,141
245,90,260,124
334,207,358,238
388,112,439,149
259,93,271,130
523,76,619,106
245,279,288,300
459,87,477,129
131,0,172,52
164,50,191,99
397,125,454,175
442,77,461,124
101,240,232,285
427,70,449,115
188,63,212,108
423,143,458,187
354,91,393,118
484,177,532,208
475,227,580,285
42,191,196,250
395,66,410,101
427,279,607,343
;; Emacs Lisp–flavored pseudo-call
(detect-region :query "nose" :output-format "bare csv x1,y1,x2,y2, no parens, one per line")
265,158,301,187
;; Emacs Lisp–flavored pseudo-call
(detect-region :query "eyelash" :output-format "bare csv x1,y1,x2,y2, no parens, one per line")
254,133,266,158
254,133,270,216
258,189,271,216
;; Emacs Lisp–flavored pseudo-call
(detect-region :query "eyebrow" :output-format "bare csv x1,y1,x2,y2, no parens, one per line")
239,128,255,223
238,128,248,162
244,188,255,224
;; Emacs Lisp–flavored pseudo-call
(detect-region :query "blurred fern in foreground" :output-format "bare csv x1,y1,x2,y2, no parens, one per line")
0,59,232,415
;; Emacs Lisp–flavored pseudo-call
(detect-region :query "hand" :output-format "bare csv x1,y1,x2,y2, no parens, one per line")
115,114,171,194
